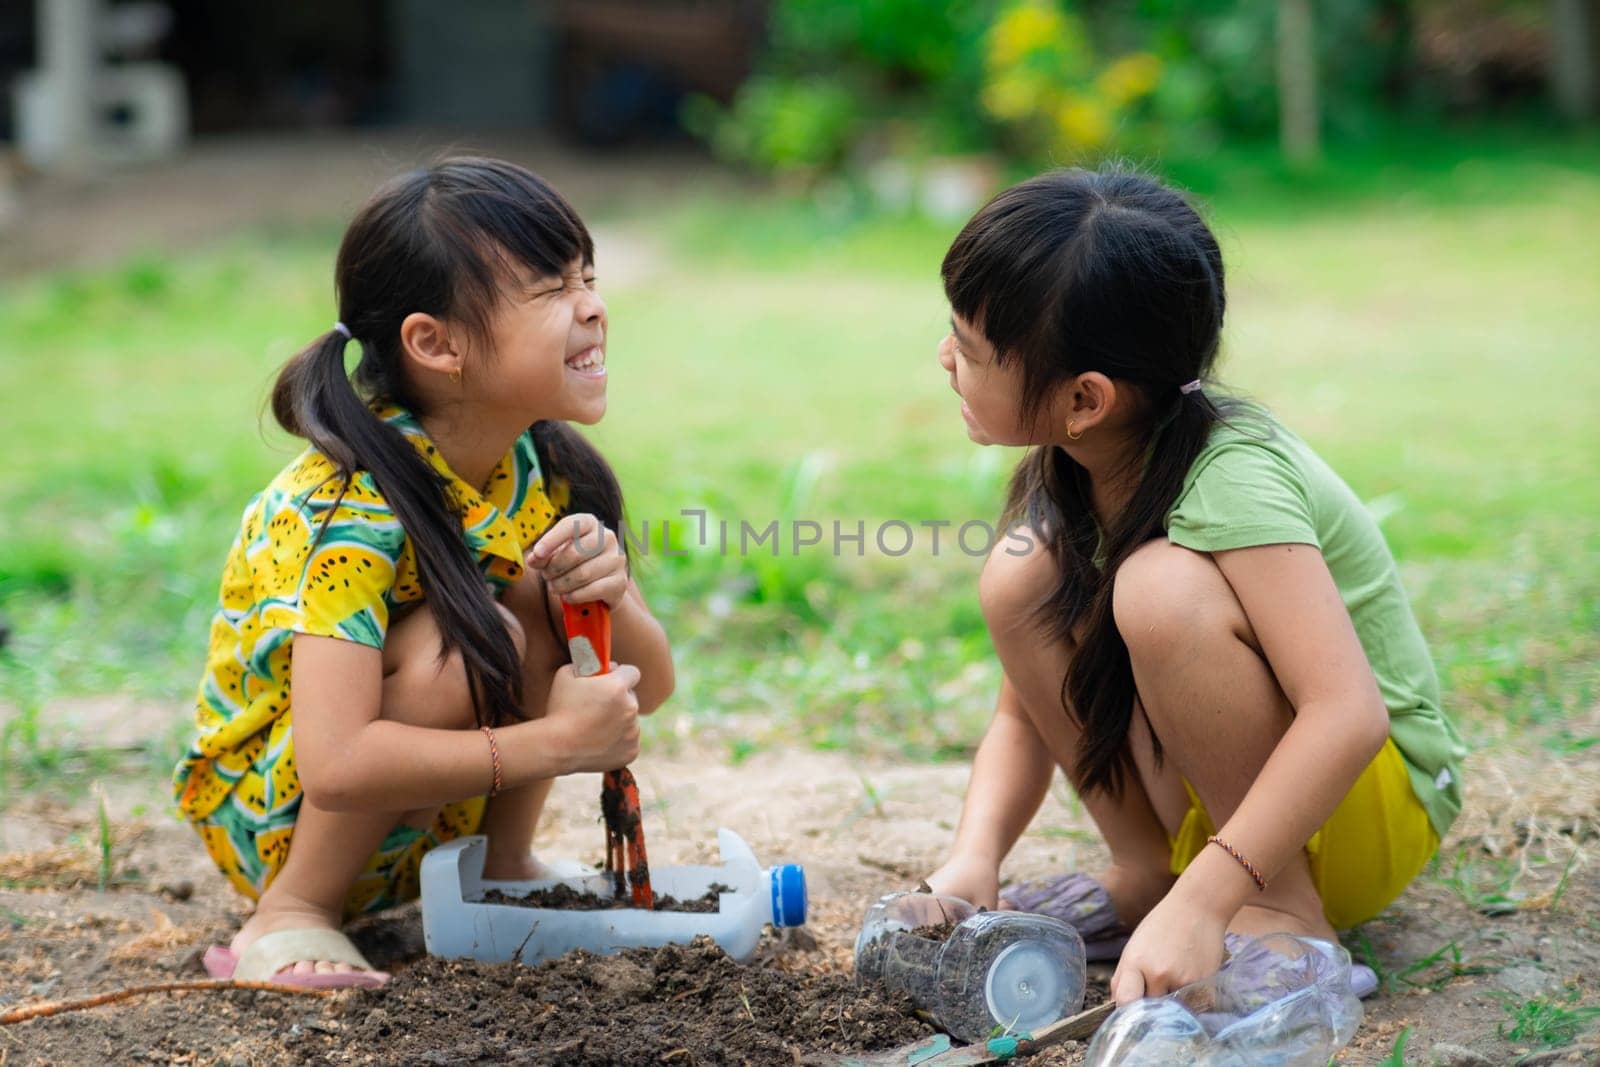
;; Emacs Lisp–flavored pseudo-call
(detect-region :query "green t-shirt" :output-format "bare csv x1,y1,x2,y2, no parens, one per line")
1163,406,1465,840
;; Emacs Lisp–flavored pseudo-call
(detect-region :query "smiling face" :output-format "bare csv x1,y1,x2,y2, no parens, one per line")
469,256,609,426
938,313,1043,446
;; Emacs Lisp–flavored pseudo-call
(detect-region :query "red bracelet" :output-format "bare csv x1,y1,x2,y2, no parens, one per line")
481,725,503,797
1207,834,1267,891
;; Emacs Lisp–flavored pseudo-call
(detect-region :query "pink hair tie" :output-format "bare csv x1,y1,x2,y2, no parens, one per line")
1179,379,1203,395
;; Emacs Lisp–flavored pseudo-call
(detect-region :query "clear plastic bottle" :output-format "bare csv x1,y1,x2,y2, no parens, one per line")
1084,933,1362,1067
853,891,1086,1043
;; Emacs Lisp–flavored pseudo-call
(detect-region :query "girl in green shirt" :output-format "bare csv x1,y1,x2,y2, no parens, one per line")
925,167,1465,1005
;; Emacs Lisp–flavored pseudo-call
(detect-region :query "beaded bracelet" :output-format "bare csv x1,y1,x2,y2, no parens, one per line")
1207,834,1266,892
481,725,504,797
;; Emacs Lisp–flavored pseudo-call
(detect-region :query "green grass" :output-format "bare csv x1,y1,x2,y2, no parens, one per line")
95,784,113,892
1500,984,1600,1050
1429,845,1529,915
2,125,1598,796
1376,1027,1411,1066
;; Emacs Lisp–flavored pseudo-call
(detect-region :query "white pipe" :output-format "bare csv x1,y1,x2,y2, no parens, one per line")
41,0,100,171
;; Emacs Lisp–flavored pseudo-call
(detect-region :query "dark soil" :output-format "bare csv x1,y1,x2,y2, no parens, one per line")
911,919,958,941
477,882,728,913
330,935,933,1065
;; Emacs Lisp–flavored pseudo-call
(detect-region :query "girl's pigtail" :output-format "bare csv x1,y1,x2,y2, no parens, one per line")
531,420,626,542
1004,392,1225,796
270,326,525,729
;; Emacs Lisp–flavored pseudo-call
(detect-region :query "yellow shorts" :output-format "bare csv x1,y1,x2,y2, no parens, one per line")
1168,738,1439,929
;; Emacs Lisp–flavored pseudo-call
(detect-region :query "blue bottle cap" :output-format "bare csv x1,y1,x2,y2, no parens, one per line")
769,864,807,927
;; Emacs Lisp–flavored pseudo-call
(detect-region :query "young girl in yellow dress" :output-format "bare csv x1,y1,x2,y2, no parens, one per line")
173,158,674,987
923,167,1465,1004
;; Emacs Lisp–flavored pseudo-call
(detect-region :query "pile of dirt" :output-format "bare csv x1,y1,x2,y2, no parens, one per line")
324,935,935,1066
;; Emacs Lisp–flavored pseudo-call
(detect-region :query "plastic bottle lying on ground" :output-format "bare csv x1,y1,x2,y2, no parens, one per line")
1084,932,1363,1067
853,891,1086,1043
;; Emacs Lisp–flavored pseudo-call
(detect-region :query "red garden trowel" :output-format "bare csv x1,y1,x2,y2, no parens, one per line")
562,600,654,909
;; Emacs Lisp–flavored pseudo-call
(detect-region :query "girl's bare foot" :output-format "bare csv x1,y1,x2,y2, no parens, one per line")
1094,862,1178,927
480,850,570,882
1226,900,1338,944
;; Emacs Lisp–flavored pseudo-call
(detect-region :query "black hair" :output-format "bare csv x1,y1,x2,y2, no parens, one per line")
271,156,623,729
942,165,1237,797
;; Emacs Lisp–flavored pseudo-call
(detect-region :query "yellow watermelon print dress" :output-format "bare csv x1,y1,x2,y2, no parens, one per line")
172,402,566,917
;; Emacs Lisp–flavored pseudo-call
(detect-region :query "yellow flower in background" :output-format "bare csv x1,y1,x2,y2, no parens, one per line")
1096,53,1163,106
982,71,1044,121
979,2,1153,157
1056,95,1112,149
987,2,1069,70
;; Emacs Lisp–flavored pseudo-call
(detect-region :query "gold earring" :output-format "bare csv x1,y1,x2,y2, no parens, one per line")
450,366,462,385
1066,420,1083,441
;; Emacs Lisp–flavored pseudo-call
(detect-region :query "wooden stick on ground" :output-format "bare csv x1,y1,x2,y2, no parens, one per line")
0,980,336,1025
1014,1000,1117,1050
835,999,1118,1065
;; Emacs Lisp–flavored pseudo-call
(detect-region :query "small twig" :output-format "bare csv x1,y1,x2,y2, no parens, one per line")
512,919,542,962
856,855,916,879
738,981,756,1023
0,979,336,1025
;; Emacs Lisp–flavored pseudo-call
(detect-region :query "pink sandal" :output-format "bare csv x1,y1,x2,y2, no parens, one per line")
202,928,389,989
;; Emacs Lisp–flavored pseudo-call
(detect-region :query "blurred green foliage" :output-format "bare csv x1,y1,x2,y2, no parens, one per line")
689,0,1558,175
1,129,1597,793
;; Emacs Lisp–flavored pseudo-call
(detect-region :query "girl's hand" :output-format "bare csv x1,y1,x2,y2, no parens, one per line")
545,661,641,773
527,514,628,611
924,852,1001,910
1109,888,1228,1005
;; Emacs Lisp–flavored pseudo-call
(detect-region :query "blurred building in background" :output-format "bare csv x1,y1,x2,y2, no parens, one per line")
0,0,1594,180
0,0,767,172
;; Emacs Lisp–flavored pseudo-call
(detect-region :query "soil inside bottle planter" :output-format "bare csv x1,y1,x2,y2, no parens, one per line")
863,909,1083,1043
910,919,959,941
478,881,732,913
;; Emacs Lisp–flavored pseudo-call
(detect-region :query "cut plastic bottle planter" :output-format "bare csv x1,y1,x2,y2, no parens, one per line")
420,828,807,965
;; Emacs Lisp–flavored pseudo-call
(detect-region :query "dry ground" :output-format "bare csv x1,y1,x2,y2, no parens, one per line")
1,712,1597,1065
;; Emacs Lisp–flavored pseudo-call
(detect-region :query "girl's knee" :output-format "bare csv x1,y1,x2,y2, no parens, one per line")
381,601,526,729
979,528,1057,637
1112,540,1240,651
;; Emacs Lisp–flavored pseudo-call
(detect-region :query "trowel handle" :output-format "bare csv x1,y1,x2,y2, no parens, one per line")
571,600,650,907
562,601,611,678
